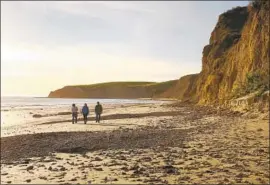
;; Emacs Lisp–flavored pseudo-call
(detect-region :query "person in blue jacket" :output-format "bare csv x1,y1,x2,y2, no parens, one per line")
82,103,89,124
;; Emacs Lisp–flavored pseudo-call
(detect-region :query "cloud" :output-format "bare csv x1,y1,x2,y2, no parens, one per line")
1,1,249,59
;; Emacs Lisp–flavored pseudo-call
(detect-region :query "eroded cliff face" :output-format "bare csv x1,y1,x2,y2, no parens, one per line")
165,1,269,105
196,1,269,105
157,74,199,102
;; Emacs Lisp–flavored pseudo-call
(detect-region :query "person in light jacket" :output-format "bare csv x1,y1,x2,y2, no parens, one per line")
71,104,78,124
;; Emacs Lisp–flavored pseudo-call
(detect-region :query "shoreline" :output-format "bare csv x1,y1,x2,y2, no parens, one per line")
1,101,172,137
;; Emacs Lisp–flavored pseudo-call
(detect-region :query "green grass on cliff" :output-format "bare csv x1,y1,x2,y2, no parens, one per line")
66,80,178,89
67,81,155,88
232,71,269,98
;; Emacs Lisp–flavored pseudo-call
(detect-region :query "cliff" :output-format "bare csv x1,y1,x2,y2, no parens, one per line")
197,1,269,105
163,1,269,106
157,74,199,102
48,1,269,105
48,81,178,99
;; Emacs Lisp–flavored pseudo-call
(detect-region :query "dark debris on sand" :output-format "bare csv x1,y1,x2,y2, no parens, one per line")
1,127,191,163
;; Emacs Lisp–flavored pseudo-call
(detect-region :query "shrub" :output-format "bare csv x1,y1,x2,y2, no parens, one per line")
232,71,269,98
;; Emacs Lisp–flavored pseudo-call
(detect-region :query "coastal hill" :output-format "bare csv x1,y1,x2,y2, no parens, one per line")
48,1,269,106
48,81,178,99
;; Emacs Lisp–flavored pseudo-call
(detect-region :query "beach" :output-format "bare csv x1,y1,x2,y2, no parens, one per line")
1,99,269,184
2,0,269,184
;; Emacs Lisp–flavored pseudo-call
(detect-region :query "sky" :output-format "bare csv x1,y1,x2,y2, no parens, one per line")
1,1,249,97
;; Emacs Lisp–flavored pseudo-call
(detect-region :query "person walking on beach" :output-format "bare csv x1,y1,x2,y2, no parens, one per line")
82,103,89,124
95,101,103,123
71,104,78,124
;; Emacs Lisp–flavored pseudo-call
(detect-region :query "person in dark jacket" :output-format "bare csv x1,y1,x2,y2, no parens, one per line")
95,102,103,123
82,103,89,124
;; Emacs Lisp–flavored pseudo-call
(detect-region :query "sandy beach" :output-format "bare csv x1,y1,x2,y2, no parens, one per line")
1,0,269,184
1,102,269,184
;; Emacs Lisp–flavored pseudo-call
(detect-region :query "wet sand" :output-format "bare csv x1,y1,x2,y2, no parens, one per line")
1,103,269,184
1,103,174,137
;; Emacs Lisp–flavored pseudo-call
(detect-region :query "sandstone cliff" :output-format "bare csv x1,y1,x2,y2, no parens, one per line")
48,81,178,99
157,74,199,102
163,1,269,106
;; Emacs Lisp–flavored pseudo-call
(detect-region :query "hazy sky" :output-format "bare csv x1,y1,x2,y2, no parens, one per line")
1,1,249,96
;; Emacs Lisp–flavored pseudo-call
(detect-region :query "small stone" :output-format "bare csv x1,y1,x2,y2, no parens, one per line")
129,164,139,171
236,173,244,178
179,176,190,181
163,179,169,184
162,165,178,174
22,159,31,164
70,178,77,181
26,179,31,183
94,167,103,171
133,169,143,175
33,114,42,118
139,167,146,172
121,166,129,171
26,166,34,171
141,157,152,162
52,168,59,171
55,172,67,177
48,166,52,171
1,173,8,176
93,157,102,161
166,168,177,174
60,166,66,171
118,156,127,160
39,176,48,180
157,154,164,158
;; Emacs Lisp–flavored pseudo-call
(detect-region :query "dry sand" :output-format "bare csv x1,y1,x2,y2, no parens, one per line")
1,102,269,184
